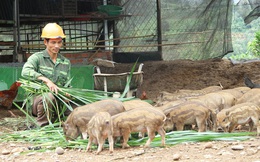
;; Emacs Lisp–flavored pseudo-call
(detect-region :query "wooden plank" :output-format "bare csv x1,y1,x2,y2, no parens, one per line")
0,41,15,46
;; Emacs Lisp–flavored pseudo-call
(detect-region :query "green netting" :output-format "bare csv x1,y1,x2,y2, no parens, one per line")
161,0,233,60
114,0,259,60
236,0,260,24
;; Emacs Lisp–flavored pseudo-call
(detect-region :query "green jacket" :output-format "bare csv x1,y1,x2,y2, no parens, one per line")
21,49,71,87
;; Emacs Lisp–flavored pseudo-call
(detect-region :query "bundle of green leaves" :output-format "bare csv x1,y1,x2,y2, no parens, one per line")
16,78,134,127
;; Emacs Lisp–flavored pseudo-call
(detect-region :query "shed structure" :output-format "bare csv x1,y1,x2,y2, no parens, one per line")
0,0,259,63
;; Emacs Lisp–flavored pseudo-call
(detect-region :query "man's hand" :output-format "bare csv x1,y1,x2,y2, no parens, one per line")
46,81,60,94
38,76,60,94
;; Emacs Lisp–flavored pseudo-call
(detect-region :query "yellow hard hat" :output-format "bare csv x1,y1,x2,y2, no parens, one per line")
41,23,66,39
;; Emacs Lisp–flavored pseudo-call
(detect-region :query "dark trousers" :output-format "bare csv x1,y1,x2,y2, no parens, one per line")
32,93,73,127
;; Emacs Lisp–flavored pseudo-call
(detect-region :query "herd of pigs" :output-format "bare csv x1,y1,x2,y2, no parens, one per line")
62,85,260,154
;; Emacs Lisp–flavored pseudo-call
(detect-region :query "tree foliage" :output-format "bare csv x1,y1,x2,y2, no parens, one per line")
248,30,260,57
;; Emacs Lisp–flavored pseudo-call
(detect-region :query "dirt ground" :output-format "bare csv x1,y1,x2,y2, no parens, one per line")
1,58,260,162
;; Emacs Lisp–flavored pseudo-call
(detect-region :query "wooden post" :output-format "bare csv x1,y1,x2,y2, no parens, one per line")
157,0,162,60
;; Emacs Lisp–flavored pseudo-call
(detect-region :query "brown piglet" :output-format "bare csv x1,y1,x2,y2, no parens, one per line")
62,99,125,140
86,112,114,155
112,107,166,149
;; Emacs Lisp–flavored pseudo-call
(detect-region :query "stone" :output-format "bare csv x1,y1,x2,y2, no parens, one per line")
231,145,244,150
204,142,213,149
173,153,181,161
2,149,10,155
55,147,64,155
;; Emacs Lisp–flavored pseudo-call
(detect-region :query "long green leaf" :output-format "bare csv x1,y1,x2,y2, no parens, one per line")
120,58,139,98
0,128,255,151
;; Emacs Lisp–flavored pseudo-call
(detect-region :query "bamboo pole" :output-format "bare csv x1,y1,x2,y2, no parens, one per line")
63,31,208,44
21,41,205,49
20,31,210,49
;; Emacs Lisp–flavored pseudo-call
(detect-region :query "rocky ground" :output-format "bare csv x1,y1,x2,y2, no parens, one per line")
1,58,260,162
0,138,260,162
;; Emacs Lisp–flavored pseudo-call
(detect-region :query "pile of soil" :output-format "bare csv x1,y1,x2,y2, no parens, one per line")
100,58,260,101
